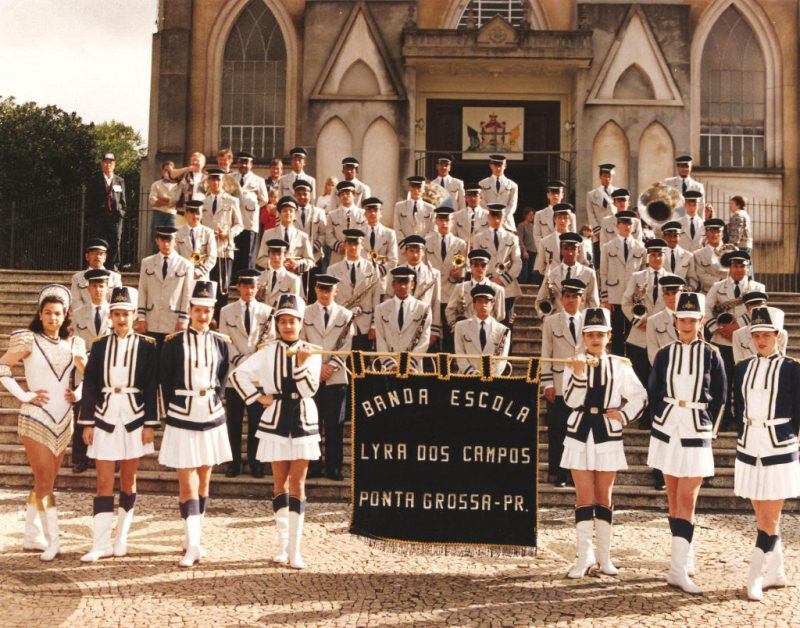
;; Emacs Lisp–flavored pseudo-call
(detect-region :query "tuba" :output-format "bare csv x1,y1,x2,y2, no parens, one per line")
539,276,557,316
637,185,682,229
631,282,648,318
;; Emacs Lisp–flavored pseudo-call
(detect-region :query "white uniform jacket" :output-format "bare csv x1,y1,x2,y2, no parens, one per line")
646,308,678,365
479,175,518,231
586,185,616,240
325,206,368,265
599,236,646,304
201,193,243,259
622,268,672,348
535,263,599,317
393,199,435,243
540,311,583,396
451,206,490,244
329,258,383,335
445,279,506,327
301,302,354,387
293,204,327,263
137,253,194,333
425,232,468,303
705,277,766,344
218,299,275,372
279,172,317,201
175,224,217,279
472,227,522,298
453,316,510,376
70,269,122,309
533,205,576,247
258,225,314,273
374,296,431,372
256,267,303,308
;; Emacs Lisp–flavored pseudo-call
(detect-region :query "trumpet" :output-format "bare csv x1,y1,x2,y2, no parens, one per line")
368,249,389,264
451,253,467,269
190,252,208,267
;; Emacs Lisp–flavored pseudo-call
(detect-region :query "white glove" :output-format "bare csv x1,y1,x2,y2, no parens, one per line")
0,365,37,403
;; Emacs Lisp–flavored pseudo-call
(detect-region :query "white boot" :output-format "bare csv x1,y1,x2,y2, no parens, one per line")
287,497,306,569
687,543,696,577
667,536,703,594
567,520,596,579
272,493,290,564
763,537,787,589
113,507,135,557
39,495,60,562
595,519,619,576
81,511,114,563
747,546,766,601
179,514,202,568
23,491,48,551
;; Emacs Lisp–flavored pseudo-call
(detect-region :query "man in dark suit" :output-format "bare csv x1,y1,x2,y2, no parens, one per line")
87,153,127,270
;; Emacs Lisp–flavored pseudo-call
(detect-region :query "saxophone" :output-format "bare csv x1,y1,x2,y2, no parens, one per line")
453,283,469,324
342,274,379,316
257,310,275,345
713,297,743,326
539,275,557,316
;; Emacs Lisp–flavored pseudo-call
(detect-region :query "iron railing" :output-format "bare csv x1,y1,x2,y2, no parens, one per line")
0,186,142,272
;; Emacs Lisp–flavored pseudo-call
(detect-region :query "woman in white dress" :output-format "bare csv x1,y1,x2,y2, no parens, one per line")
0,285,85,561
316,176,338,213
561,307,647,578
158,281,233,567
733,306,800,600
647,292,727,594
78,287,159,562
231,293,321,569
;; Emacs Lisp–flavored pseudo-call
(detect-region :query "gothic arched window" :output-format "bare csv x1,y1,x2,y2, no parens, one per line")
220,1,286,160
700,6,765,168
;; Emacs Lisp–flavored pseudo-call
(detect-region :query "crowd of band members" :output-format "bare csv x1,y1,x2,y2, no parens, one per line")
11,146,797,591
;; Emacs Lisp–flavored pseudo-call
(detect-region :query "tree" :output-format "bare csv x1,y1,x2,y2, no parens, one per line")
0,96,96,204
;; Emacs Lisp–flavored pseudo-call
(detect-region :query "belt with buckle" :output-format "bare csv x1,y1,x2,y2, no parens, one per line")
745,417,792,428
274,392,301,400
102,387,141,394
175,388,213,397
664,397,707,410
580,406,602,414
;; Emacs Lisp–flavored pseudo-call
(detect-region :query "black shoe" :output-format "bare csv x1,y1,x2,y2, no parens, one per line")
554,474,567,488
72,460,89,474
251,465,265,479
653,470,666,490
225,464,240,478
702,477,713,488
326,466,344,481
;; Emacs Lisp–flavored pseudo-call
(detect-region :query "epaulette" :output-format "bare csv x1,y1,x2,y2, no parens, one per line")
136,333,157,345
609,354,633,366
165,332,180,342
212,331,232,343
91,336,106,346
702,339,720,353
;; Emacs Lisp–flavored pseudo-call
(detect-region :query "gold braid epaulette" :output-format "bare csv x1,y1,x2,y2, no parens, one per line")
136,334,157,344
211,331,232,343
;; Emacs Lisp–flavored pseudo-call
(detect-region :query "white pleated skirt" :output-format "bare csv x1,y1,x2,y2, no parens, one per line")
256,433,321,463
734,457,800,501
158,422,232,469
561,431,627,472
648,434,714,478
87,422,155,461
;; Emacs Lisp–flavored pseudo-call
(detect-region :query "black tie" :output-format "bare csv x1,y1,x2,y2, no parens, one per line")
301,208,306,228
734,282,741,298
398,301,404,330
495,178,500,192
162,256,168,279
350,263,356,286
603,187,609,208
244,302,251,334
565,266,571,281
569,316,576,343
284,228,289,244
94,307,102,334
323,306,329,329
212,197,217,214
480,321,487,350
240,175,245,187
690,219,696,240
370,229,376,250
190,228,196,249
682,180,688,196
440,178,445,187
493,229,499,250
271,271,277,291
671,250,676,272
441,237,447,260
413,202,418,219
652,273,659,304
623,240,628,262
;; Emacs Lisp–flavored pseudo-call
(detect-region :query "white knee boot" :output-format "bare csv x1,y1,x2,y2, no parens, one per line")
567,506,596,579
179,499,202,568
113,492,136,557
38,494,60,562
81,496,115,563
272,493,290,564
666,518,702,594
287,496,306,569
747,546,766,601
23,491,48,551
763,535,787,589
594,505,618,576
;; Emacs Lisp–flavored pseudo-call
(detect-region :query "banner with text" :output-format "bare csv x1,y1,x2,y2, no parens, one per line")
349,370,539,550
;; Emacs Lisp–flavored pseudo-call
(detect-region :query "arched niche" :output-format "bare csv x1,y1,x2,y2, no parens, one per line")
592,121,630,188
638,122,675,191
315,117,353,195
362,118,399,223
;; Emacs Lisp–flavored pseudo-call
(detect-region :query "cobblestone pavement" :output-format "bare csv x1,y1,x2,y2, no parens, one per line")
1,488,799,627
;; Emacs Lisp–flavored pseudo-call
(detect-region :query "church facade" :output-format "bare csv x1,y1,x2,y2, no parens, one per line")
144,0,798,270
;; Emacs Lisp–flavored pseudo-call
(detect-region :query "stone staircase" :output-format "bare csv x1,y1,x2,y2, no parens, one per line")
1,269,799,510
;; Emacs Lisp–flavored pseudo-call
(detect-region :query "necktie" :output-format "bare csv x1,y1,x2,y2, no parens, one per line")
190,228,196,249
569,316,576,343
480,321,487,350
602,186,609,208
682,180,688,196
398,301,404,330
295,174,299,183
94,307,102,334
346,211,351,230
413,202,418,219
493,229,499,250
565,266,571,281
670,250,676,272
734,281,741,298
350,263,356,286
212,196,217,214
370,229,376,250
240,175,245,187
690,218,696,240
284,228,289,244
271,271,277,291
495,178,500,192
162,256,168,279
623,240,629,262
301,208,306,228
244,302,251,334
652,272,659,304
441,236,447,260
323,306,329,329
440,178,445,187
